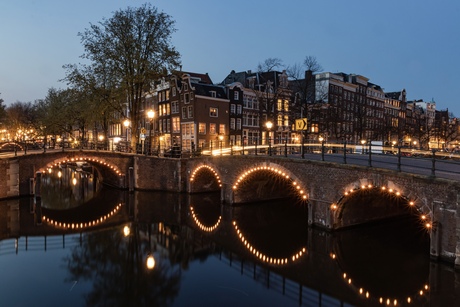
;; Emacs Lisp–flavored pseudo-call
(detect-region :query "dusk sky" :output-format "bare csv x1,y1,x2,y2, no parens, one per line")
1,0,459,115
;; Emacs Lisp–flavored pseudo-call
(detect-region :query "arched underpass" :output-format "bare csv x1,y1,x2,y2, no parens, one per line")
232,168,307,204
332,187,420,230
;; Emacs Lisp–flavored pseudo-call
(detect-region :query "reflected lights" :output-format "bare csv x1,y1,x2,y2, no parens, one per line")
42,203,123,229
190,206,222,232
232,220,307,266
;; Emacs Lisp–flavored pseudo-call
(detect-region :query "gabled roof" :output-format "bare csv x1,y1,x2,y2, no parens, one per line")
193,83,227,99
174,70,213,84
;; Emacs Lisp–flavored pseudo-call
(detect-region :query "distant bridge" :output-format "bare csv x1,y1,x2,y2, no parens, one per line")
0,149,459,268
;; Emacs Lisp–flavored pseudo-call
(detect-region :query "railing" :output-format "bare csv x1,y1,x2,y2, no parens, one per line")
2,140,459,181
196,142,460,181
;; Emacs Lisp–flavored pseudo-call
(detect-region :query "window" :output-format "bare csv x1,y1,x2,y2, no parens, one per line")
172,87,176,96
171,101,179,113
209,123,216,134
219,124,225,134
209,107,218,117
210,91,216,98
166,103,170,115
198,122,206,134
230,118,235,130
237,105,242,114
184,93,190,104
234,91,239,100
236,118,242,130
184,83,188,91
182,107,187,119
230,104,235,114
172,117,180,133
188,106,193,118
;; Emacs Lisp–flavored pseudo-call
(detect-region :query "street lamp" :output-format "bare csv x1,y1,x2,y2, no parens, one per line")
361,139,366,154
147,109,155,155
123,119,131,152
266,121,273,156
219,134,224,156
319,136,324,161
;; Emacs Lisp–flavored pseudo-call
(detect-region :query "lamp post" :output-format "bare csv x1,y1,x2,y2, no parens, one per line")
319,136,324,161
219,134,224,156
266,121,273,156
147,109,155,155
98,135,104,151
123,119,130,152
361,139,366,154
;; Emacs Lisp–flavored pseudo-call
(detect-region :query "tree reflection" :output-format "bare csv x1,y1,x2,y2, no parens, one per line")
63,224,182,306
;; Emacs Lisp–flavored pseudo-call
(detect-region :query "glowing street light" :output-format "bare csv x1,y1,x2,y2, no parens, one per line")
147,109,155,155
266,121,273,156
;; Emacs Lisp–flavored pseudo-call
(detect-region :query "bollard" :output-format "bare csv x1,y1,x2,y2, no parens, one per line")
35,172,42,199
343,142,347,164
129,167,134,192
368,143,372,167
431,149,436,177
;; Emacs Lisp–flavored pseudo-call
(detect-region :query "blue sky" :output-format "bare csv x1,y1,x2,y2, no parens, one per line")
1,0,459,115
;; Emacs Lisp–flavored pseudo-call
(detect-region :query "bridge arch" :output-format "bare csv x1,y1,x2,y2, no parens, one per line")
0,141,24,150
39,156,124,177
189,163,223,193
231,162,308,204
330,179,433,231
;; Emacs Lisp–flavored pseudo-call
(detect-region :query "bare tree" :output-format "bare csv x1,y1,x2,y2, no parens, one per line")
71,3,180,148
257,58,283,72
303,55,322,73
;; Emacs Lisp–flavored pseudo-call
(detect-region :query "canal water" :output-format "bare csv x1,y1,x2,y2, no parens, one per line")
0,164,459,306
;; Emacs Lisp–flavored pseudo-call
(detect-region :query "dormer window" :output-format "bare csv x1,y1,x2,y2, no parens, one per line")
210,91,216,98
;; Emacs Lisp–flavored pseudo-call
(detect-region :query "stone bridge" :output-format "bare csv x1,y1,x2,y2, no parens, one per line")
1,150,459,267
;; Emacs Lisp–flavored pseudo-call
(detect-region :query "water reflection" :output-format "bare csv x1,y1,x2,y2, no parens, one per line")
41,162,101,209
0,187,459,306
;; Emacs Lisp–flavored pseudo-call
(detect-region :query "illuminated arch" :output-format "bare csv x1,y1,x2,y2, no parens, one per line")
0,141,23,150
39,156,124,177
233,220,307,266
189,164,222,188
232,164,308,202
330,182,433,231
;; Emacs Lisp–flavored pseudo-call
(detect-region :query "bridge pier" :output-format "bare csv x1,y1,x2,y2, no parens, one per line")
221,183,234,204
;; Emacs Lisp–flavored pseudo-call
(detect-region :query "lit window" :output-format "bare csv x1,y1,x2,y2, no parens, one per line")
209,107,218,117
209,123,216,134
199,123,206,134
